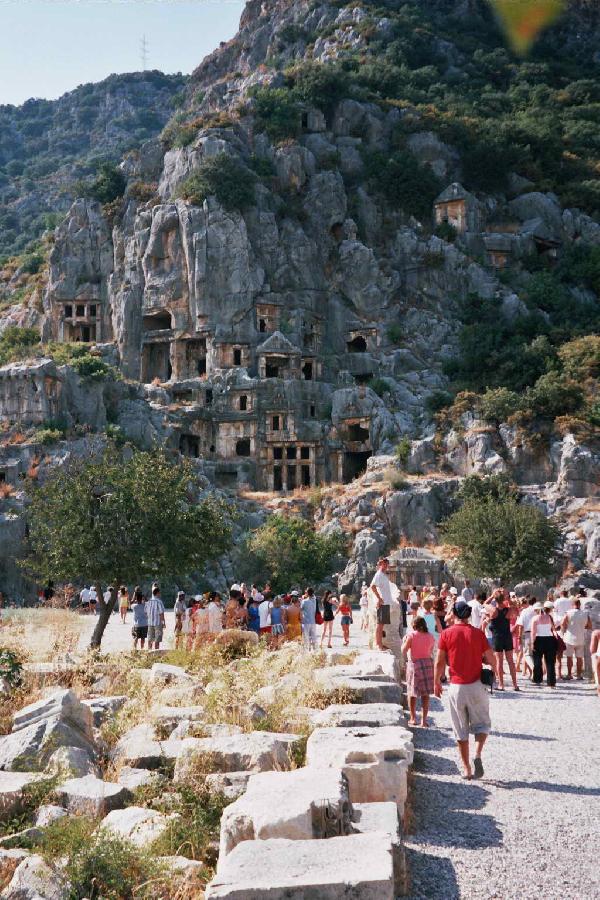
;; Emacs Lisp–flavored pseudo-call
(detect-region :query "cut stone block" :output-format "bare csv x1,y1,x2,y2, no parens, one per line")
0,772,43,821
99,806,178,850
152,705,205,727
0,850,30,891
13,690,92,737
352,651,400,682
56,775,130,817
150,663,196,685
45,746,99,779
111,724,190,769
158,856,204,874
310,702,407,729
205,772,251,801
205,834,395,900
306,726,413,811
117,767,161,792
311,669,402,704
1,854,67,900
218,767,351,865
352,801,406,894
174,732,300,782
82,695,128,727
0,717,97,772
34,806,67,828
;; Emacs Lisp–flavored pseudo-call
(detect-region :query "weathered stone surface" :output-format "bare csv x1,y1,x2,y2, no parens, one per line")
311,668,402,705
111,724,188,769
56,775,130,817
82,695,128,728
152,705,205,728
351,801,406,894
0,773,42,822
13,690,92,737
150,663,196,685
306,726,413,810
310,703,407,730
218,768,351,863
34,806,67,828
351,651,400,682
174,732,300,781
204,772,251,801
205,834,395,899
116,767,161,792
0,718,96,772
0,854,67,900
0,850,30,892
99,806,178,849
45,746,99,779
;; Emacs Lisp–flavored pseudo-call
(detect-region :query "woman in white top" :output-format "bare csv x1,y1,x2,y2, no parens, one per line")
359,583,369,631
531,601,558,688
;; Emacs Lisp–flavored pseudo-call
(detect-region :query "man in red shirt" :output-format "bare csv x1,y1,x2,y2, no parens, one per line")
434,599,497,779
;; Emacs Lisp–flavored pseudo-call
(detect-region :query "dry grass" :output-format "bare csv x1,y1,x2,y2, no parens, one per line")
2,608,85,663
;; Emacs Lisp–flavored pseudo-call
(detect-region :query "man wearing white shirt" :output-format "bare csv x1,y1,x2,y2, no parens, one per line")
80,586,90,614
516,598,537,676
461,580,474,603
258,595,270,636
468,592,484,629
89,585,98,615
371,558,393,651
553,589,572,622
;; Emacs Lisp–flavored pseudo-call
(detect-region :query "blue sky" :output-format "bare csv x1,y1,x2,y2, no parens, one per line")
0,0,246,106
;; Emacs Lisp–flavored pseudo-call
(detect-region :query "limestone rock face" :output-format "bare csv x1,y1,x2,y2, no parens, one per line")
174,732,301,781
0,855,67,900
98,806,178,849
56,775,130,817
0,772,43,822
45,746,99,779
310,703,406,730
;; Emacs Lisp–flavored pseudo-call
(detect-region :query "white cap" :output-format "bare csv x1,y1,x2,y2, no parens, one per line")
255,593,264,603
291,590,299,596
449,587,458,595
510,591,517,598
231,583,241,591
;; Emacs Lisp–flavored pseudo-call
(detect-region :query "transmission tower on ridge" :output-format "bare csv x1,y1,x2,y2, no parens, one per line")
140,35,149,71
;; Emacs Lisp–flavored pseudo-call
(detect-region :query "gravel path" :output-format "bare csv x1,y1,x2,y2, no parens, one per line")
404,679,599,900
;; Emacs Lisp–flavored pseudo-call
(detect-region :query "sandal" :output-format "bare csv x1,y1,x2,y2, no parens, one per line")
473,757,484,779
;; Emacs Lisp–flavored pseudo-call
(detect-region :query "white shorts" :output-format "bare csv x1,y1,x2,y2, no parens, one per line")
447,681,491,742
565,643,584,659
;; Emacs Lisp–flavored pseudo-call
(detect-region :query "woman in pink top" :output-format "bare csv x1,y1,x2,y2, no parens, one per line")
402,617,435,727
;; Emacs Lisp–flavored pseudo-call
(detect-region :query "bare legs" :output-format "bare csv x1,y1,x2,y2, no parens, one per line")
494,651,518,689
320,620,333,648
408,695,430,727
457,732,488,779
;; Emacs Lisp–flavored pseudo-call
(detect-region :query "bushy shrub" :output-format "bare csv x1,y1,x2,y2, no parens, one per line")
0,326,40,366
526,371,584,419
426,390,453,414
34,428,64,446
285,61,347,117
434,220,457,242
176,153,256,211
387,323,403,344
558,335,600,380
395,436,412,466
85,162,127,205
69,354,115,382
368,376,390,397
250,154,277,178
362,149,441,221
478,387,522,423
250,87,301,141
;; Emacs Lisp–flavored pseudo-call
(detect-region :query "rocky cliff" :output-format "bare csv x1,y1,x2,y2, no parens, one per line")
0,0,599,599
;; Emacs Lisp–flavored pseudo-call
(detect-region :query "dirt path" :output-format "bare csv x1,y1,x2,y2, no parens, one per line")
404,679,599,900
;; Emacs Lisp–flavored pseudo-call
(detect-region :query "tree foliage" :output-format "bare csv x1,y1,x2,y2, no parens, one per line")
85,162,127,205
23,448,234,648
442,477,560,583
246,514,346,593
176,153,256,211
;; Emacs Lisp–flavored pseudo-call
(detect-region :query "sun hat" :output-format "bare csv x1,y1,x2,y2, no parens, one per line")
231,583,242,591
509,591,517,598
453,600,472,619
543,600,554,609
290,590,299,596
449,587,459,595
533,601,544,610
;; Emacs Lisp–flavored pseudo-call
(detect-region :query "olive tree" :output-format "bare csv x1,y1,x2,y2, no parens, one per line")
23,448,233,649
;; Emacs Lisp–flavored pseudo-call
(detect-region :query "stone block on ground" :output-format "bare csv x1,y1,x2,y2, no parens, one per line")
12,690,92,737
174,732,300,782
310,702,407,729
111,724,189,769
152,705,205,729
150,663,196,685
306,726,413,812
34,806,67,828
205,834,395,899
0,854,67,900
98,806,178,850
82,695,128,727
204,772,251,801
45,746,99,779
352,651,400,682
352,801,406,894
0,717,97,773
310,668,402,704
0,850,30,892
218,768,351,864
116,767,161,792
56,775,130,817
0,773,43,821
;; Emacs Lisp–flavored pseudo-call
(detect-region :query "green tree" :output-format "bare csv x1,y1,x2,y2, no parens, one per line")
86,162,127,204
23,448,233,649
246,514,346,593
442,478,560,583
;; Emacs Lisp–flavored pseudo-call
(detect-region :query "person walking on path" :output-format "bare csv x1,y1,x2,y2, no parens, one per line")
370,557,393,651
146,586,166,650
359,583,369,631
531,600,558,688
130,588,148,651
301,588,317,651
484,589,519,691
338,594,353,646
118,585,130,624
320,590,336,649
591,628,600,696
434,599,497,780
561,597,592,680
402,616,435,727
